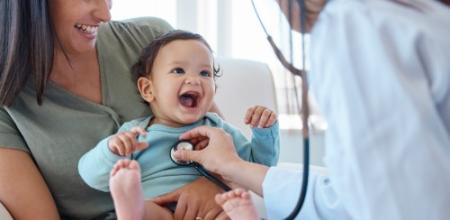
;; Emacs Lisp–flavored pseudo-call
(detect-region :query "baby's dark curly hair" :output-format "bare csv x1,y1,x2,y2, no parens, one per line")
131,30,221,83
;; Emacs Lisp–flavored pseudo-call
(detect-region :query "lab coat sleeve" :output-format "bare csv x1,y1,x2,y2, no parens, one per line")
263,166,351,220
309,0,450,219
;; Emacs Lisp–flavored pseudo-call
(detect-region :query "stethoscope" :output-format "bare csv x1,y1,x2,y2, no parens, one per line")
170,140,232,191
251,0,311,219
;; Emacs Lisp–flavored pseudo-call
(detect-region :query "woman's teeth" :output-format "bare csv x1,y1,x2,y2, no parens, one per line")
75,24,98,34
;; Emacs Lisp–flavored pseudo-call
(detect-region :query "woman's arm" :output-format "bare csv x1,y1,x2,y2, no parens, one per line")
0,148,59,220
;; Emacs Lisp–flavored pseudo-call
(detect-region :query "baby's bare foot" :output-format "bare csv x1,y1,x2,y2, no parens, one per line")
215,188,260,220
110,159,145,220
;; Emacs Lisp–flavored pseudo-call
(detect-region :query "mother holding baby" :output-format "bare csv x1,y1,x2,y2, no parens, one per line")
0,0,230,219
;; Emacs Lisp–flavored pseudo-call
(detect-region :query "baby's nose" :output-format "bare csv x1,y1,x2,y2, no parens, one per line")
184,77,201,85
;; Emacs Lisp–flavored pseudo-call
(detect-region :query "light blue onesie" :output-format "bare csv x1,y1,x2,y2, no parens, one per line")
78,112,279,198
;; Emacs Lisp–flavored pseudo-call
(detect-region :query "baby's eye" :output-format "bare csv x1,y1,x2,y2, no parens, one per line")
171,67,185,74
200,70,211,77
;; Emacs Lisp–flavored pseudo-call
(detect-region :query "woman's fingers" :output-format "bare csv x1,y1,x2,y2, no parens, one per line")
203,207,223,220
182,197,200,220
151,190,180,205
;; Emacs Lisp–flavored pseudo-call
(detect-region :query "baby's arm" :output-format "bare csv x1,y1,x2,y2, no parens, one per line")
78,124,148,192
245,106,280,166
221,106,280,166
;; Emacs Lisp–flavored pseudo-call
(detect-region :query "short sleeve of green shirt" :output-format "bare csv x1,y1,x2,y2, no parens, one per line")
0,17,172,220
0,108,27,151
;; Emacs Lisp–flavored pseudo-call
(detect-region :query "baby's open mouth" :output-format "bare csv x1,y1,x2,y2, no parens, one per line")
179,91,200,108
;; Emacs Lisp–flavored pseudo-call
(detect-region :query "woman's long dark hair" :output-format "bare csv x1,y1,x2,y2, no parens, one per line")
0,0,54,106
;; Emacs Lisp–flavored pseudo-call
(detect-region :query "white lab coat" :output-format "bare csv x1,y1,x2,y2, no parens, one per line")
262,0,450,219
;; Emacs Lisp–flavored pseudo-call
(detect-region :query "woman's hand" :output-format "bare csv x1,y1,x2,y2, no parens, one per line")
152,177,229,220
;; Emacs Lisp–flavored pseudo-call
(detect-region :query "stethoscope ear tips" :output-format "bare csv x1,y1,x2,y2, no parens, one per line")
170,140,194,165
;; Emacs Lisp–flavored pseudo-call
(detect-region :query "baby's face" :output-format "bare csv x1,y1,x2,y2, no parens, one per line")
139,39,216,127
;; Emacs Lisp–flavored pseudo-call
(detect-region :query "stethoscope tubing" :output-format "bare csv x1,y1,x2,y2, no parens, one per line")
170,140,232,192
192,163,231,191
251,0,311,219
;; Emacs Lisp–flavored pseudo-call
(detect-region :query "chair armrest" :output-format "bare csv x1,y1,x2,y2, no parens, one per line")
0,202,13,220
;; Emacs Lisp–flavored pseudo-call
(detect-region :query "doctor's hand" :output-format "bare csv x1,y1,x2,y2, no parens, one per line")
176,126,270,196
108,127,148,156
275,0,326,32
174,126,244,181
244,105,277,128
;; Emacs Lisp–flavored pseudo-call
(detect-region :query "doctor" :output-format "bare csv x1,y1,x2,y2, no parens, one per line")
168,0,450,219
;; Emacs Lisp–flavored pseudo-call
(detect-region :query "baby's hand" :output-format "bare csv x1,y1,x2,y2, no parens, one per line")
108,127,148,156
244,106,277,128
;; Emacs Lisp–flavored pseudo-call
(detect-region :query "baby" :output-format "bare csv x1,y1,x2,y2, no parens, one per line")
78,30,279,220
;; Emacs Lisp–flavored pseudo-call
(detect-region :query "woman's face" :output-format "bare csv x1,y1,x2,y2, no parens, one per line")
49,0,112,55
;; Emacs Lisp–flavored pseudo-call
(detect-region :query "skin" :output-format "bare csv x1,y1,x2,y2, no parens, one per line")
215,188,260,220
173,126,269,196
0,1,112,219
108,40,277,219
0,1,220,219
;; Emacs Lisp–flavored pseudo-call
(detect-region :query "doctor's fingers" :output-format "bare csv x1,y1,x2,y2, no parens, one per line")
194,139,209,150
174,149,203,164
190,136,208,146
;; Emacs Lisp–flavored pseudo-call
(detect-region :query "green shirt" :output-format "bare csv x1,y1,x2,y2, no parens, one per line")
0,17,172,219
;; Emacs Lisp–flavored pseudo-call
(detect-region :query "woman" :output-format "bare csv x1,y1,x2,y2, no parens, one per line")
0,0,224,219
169,0,450,219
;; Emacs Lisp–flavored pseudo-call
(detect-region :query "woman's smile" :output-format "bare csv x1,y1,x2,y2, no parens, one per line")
74,23,99,40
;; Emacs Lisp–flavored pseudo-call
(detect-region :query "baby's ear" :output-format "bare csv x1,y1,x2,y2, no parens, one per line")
137,77,155,102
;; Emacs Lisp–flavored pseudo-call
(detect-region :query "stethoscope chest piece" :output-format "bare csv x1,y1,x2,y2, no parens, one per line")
170,140,194,165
